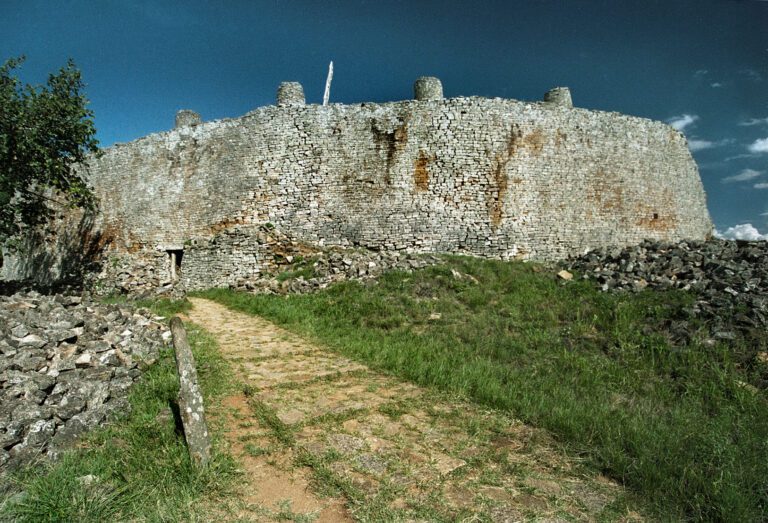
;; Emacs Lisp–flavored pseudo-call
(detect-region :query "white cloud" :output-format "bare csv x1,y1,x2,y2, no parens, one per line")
755,183,768,189
693,69,709,78
688,138,732,152
748,137,768,153
667,114,698,132
715,224,768,241
740,69,763,82
710,82,723,88
725,153,759,161
721,169,763,183
688,139,714,151
738,117,768,127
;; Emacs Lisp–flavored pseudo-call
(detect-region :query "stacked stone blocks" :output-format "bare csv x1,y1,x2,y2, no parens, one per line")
76,79,712,290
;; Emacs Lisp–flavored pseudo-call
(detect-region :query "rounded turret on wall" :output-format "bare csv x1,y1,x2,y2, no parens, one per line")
414,77,443,101
175,110,202,128
277,82,306,106
543,87,573,108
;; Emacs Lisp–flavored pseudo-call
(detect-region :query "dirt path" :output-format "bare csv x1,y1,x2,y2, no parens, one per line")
188,297,642,522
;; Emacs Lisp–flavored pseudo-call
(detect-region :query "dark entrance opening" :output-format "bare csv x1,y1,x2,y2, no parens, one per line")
168,249,183,280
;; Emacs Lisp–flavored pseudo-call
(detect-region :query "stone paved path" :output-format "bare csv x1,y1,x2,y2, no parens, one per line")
188,298,643,522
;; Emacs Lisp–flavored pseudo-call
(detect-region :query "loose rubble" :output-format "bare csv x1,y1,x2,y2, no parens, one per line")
231,249,443,294
565,239,768,364
0,291,170,474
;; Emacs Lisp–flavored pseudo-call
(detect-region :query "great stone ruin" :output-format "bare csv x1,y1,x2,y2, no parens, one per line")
1,77,712,293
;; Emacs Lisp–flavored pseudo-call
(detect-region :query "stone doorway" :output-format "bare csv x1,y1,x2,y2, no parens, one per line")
168,249,184,281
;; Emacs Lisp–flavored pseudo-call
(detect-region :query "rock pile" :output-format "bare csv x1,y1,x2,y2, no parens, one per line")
565,239,768,350
232,249,443,294
0,292,170,474
92,249,180,298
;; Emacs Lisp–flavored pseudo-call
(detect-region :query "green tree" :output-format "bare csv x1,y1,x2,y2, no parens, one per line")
0,56,99,248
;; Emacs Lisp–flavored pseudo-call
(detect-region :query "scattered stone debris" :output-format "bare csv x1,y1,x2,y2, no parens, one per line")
0,291,170,474
565,239,768,371
231,249,443,294
91,248,186,300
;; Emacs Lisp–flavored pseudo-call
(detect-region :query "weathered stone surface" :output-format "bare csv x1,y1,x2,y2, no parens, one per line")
5,85,711,293
175,109,201,128
10,325,28,338
543,86,573,107
18,334,47,349
54,393,87,420
276,81,305,106
170,317,211,468
0,423,24,448
12,404,52,424
414,76,443,100
0,291,170,474
23,420,56,447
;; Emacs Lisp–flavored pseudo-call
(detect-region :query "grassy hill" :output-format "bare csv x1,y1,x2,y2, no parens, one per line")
198,256,768,521
3,256,765,521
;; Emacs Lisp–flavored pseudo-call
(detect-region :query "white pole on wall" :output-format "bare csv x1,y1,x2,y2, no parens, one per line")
323,61,333,106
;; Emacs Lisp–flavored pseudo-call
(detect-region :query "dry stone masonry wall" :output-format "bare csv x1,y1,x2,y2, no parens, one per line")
175,110,201,129
543,87,573,108
81,79,711,291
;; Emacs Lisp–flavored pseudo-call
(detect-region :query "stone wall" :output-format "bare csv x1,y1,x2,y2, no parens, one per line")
77,87,711,290
0,209,106,288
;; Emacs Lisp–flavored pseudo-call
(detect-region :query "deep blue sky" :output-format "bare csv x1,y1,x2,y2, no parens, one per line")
3,0,767,235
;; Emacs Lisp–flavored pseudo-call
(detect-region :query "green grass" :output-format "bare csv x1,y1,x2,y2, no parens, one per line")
0,300,235,522
245,397,296,448
274,255,320,282
195,257,768,521
137,297,193,317
276,266,316,283
99,294,193,317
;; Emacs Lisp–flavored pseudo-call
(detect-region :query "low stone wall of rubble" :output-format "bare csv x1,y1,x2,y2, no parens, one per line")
231,249,443,294
564,239,767,379
0,292,170,474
